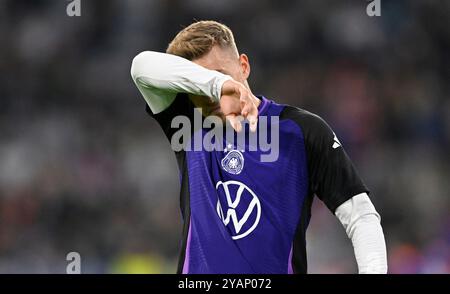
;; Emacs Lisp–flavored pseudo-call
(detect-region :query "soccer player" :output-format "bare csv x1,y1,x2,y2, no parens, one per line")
130,20,387,274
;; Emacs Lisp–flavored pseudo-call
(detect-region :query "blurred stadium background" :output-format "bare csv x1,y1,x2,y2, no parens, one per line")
0,0,449,273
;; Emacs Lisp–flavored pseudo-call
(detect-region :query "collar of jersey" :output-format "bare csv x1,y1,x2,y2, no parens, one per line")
256,95,271,117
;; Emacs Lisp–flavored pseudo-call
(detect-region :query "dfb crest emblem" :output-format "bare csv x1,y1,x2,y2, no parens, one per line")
221,150,244,175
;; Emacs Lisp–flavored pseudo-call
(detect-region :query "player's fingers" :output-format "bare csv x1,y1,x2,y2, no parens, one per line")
226,114,242,133
248,113,258,132
240,93,258,132
241,101,253,118
247,107,258,132
236,86,258,132
238,87,250,113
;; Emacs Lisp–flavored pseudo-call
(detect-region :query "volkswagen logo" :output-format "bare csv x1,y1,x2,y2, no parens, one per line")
216,180,261,240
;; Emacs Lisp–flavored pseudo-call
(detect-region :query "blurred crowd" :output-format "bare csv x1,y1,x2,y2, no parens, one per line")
0,0,449,273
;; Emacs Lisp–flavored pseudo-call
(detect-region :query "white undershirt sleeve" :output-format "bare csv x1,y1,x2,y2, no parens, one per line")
130,51,232,114
335,193,388,274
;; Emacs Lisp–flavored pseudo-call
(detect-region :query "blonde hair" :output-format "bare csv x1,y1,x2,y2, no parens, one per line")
166,20,238,60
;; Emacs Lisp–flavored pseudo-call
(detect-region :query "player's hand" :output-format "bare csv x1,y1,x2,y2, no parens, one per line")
220,80,258,133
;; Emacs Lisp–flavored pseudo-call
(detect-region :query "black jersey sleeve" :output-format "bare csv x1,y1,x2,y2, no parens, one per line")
145,93,196,142
281,106,370,212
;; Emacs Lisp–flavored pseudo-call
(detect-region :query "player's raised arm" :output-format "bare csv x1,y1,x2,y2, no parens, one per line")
130,51,232,114
130,50,259,132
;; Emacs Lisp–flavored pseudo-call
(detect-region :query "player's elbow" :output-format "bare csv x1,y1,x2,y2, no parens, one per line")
130,51,162,85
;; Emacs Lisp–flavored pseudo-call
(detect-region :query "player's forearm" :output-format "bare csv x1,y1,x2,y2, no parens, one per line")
335,193,388,274
348,213,387,274
130,51,231,113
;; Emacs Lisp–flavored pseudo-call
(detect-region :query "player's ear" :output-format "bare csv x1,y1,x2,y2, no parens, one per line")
239,53,251,80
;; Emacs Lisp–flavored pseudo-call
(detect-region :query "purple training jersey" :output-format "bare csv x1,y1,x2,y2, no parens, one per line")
145,95,369,274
